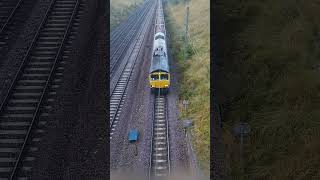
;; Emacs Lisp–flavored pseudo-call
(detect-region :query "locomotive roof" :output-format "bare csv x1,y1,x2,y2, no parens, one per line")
149,55,169,73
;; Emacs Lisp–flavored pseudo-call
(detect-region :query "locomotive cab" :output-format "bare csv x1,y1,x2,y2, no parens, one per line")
149,71,170,89
149,71,170,94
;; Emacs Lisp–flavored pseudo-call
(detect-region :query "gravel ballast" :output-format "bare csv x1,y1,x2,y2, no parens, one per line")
31,1,108,179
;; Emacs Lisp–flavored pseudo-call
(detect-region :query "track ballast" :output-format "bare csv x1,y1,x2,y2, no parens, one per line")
149,90,170,179
110,0,153,77
0,0,37,57
109,0,155,139
0,0,84,179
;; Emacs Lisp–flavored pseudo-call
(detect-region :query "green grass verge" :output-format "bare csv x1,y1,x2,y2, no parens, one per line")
165,0,210,174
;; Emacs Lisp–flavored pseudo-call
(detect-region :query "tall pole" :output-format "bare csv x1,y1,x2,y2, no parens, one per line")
184,0,189,60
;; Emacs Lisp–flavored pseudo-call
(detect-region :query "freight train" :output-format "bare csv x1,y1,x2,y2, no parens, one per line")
149,0,170,94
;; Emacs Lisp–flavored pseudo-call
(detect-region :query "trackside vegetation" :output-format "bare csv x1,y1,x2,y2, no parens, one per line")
214,0,320,179
165,0,210,174
110,0,143,31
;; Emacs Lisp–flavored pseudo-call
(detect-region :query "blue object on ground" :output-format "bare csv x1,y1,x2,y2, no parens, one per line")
128,129,138,142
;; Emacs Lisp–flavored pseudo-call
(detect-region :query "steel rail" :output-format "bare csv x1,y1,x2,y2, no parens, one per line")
0,0,56,114
8,0,79,179
110,6,141,53
166,95,171,175
148,91,156,179
110,0,152,76
109,0,156,135
0,0,24,34
149,0,171,178
110,0,155,93
110,1,148,45
110,5,141,45
149,90,171,179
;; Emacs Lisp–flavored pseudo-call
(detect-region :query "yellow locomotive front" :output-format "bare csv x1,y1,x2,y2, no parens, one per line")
149,71,170,89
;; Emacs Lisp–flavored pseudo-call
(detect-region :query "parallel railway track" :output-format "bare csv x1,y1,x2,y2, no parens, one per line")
0,0,21,32
149,91,170,179
0,0,84,178
0,0,37,57
110,5,142,48
110,0,153,76
110,0,172,177
109,1,156,139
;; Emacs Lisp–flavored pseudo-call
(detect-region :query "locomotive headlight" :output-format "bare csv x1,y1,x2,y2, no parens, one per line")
164,85,168,87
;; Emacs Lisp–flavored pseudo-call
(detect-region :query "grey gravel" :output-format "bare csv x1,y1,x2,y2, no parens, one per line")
110,3,190,179
0,0,51,102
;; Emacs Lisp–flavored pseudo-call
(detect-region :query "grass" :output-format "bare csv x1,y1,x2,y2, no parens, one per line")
110,0,143,31
214,0,320,179
165,0,210,174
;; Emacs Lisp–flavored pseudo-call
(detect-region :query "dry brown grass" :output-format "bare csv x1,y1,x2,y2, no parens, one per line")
166,0,210,174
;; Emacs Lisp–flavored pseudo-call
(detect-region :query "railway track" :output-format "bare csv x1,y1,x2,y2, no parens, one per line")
110,0,153,76
110,1,152,50
0,0,37,57
110,5,142,48
0,0,84,179
149,91,170,179
0,0,21,31
109,1,156,139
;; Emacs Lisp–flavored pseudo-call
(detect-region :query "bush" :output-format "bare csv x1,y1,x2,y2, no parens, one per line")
215,0,320,179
